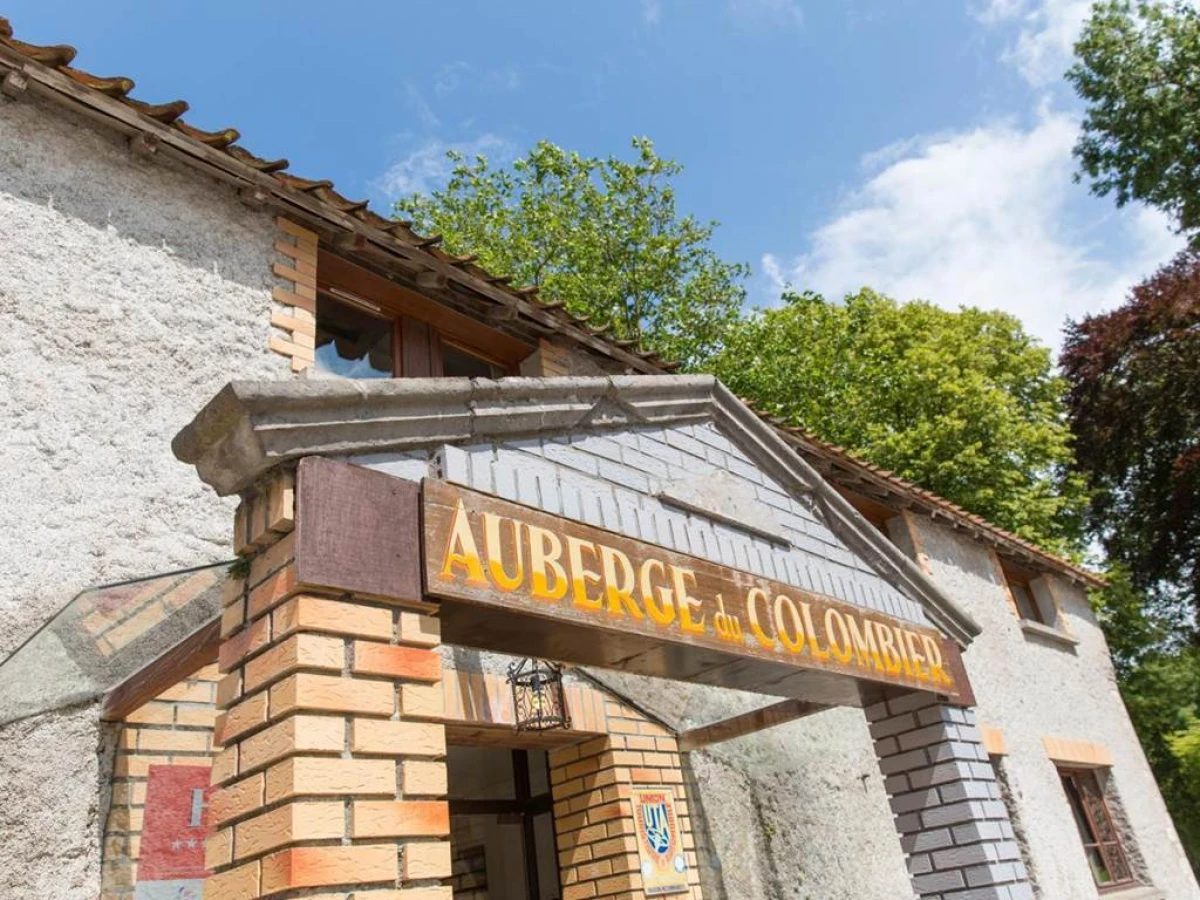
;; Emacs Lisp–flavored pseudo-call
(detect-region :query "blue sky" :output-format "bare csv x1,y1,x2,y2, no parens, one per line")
5,0,1182,350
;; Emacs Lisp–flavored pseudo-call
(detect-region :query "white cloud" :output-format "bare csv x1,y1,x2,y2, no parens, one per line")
978,0,1091,87
403,81,441,129
642,0,663,26
434,62,522,96
764,114,1181,350
374,134,516,199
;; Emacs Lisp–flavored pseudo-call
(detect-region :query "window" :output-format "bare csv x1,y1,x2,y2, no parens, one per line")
1060,769,1134,890
314,250,529,380
1000,560,1048,624
314,293,394,379
1008,575,1044,624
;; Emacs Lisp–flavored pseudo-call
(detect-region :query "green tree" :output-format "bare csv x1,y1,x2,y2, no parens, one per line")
1068,0,1200,243
394,138,748,366
1093,569,1200,872
709,290,1087,552
1060,249,1200,616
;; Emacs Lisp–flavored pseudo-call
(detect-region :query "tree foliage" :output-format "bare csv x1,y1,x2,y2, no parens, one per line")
709,290,1087,552
1093,568,1200,872
393,138,747,366
1061,249,1200,612
1068,0,1200,243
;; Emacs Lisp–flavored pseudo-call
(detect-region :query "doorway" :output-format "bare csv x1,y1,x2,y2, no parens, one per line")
446,743,561,900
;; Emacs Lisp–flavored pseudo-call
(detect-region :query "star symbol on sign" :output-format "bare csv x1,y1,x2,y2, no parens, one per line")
171,840,183,851
186,839,197,849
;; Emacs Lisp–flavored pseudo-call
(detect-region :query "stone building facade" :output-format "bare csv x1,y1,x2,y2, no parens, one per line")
0,18,1197,900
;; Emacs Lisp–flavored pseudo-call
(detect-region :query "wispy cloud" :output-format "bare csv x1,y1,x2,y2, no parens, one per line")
760,113,1180,350
641,0,663,26
403,81,440,129
374,133,516,199
433,61,522,96
976,0,1091,87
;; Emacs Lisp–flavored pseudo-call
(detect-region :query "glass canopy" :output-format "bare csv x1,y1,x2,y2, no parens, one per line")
0,561,230,726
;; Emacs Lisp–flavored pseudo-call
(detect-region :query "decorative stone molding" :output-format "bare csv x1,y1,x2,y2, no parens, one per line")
269,217,317,373
172,376,981,646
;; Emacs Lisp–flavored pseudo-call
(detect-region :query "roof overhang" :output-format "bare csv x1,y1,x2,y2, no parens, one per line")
174,375,982,647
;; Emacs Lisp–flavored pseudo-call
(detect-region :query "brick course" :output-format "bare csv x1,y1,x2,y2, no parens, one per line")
100,664,220,900
204,470,451,899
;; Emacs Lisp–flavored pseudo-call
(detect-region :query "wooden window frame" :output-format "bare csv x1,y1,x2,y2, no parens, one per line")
1000,559,1047,624
1059,768,1136,892
315,249,532,379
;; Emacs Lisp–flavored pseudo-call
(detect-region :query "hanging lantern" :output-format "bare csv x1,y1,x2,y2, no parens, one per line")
507,657,570,731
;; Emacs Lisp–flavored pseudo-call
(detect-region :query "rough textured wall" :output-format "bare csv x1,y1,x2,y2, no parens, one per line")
0,94,283,899
908,516,1200,900
0,702,111,898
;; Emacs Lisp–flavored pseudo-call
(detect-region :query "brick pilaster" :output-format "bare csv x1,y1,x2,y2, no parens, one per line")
549,700,702,900
204,476,451,899
867,692,1032,900
270,217,318,373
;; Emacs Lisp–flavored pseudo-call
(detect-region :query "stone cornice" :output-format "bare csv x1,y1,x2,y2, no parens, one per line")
174,376,980,645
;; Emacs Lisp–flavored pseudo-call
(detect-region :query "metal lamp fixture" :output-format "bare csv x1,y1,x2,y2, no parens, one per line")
507,657,570,732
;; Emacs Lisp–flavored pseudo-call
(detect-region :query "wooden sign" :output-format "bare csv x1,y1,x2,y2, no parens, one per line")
422,480,970,706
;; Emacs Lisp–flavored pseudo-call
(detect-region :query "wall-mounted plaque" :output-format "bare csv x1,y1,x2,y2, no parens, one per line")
631,787,689,896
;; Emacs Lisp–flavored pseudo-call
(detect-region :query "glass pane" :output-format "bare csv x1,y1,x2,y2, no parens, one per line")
1103,841,1133,884
1010,581,1042,622
1086,846,1114,884
446,745,516,800
442,342,501,378
315,294,394,378
1062,775,1098,843
0,562,229,724
527,749,550,797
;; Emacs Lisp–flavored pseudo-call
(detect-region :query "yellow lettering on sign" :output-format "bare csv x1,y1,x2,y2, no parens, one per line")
639,559,676,626
799,602,831,662
845,615,883,672
774,593,805,654
565,535,602,611
672,566,706,635
904,630,928,681
873,623,903,676
824,608,854,664
747,587,776,650
600,545,644,620
440,499,488,586
528,525,568,601
483,513,525,591
921,635,951,687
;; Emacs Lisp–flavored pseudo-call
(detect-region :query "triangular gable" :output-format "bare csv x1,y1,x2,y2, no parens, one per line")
175,376,979,646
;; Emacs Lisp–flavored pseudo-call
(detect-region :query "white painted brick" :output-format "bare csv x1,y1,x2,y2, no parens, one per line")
441,444,470,485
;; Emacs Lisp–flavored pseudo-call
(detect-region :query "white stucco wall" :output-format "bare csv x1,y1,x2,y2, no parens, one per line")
908,515,1200,900
0,94,284,898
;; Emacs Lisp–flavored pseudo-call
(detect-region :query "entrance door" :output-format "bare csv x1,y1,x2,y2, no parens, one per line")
446,744,561,900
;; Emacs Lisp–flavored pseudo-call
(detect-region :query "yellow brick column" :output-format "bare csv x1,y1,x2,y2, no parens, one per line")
549,701,703,900
204,476,452,900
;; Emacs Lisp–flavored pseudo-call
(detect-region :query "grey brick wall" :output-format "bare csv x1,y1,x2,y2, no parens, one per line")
424,420,930,626
868,692,1033,900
